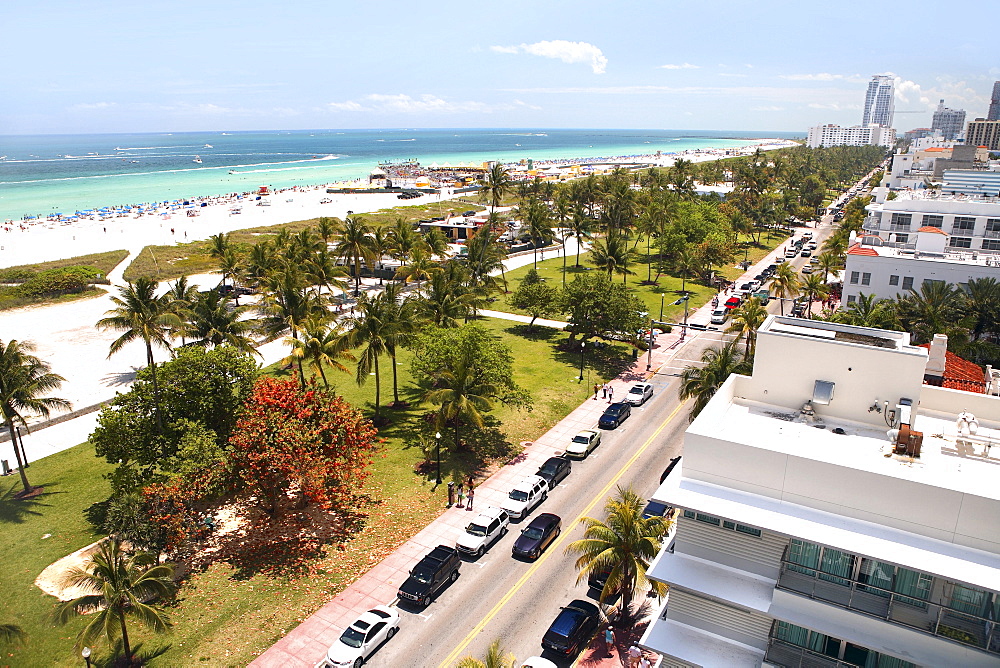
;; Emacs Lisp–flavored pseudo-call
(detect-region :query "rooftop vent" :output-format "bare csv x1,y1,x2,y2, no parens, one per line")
813,380,835,405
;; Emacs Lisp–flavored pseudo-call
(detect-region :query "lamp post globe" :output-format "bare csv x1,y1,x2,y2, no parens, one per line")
578,340,586,381
82,647,92,668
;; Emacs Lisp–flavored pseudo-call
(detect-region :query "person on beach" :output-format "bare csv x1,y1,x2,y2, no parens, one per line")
628,644,642,667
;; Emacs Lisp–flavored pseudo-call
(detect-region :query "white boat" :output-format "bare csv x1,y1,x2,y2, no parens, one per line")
193,156,202,164
204,144,213,149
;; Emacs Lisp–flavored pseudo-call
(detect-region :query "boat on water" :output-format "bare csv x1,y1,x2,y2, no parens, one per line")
193,156,203,164
204,144,213,149
228,170,238,175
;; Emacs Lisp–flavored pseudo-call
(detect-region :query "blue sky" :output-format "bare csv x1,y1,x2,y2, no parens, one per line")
2,0,996,135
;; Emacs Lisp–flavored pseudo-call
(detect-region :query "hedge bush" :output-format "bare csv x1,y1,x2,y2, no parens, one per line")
17,266,103,297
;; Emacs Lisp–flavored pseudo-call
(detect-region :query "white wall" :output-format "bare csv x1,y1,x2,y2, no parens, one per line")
843,252,1000,302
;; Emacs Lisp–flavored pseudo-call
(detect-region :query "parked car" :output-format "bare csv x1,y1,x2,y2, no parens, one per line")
809,256,820,265
801,265,814,274
566,429,602,458
536,456,572,489
521,658,558,668
512,512,561,560
752,289,771,305
501,475,548,520
642,499,672,519
800,249,812,257
541,600,601,656
598,401,632,429
724,296,742,310
626,382,654,406
397,545,461,607
456,507,510,557
710,308,728,325
324,605,400,668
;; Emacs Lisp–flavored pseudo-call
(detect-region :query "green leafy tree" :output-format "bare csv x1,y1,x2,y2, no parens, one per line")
185,290,258,353
335,216,375,296
54,539,176,667
679,342,751,420
0,340,69,494
559,273,645,342
897,280,965,344
590,232,638,283
565,486,670,613
285,315,354,389
346,291,392,417
510,269,559,329
479,162,514,214
801,273,831,318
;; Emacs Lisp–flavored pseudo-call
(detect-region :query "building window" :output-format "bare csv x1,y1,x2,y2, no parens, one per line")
902,276,914,290
847,295,857,303
684,510,760,537
861,273,871,286
682,509,721,526
952,216,975,232
893,567,932,608
922,214,943,228
894,233,909,244
949,584,989,616
983,239,1000,251
889,275,899,286
850,271,860,285
890,213,912,227
948,237,972,248
986,218,1000,232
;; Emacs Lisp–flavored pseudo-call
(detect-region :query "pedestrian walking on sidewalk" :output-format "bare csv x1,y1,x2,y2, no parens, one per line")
604,627,616,656
628,644,642,667
593,383,599,400
601,383,607,399
466,486,475,511
639,655,651,668
457,483,465,508
608,386,614,403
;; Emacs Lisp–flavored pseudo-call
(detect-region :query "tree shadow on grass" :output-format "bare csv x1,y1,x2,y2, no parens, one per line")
88,639,171,668
0,479,64,524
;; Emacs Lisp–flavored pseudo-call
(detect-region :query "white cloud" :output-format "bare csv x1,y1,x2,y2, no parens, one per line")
70,101,117,111
328,93,503,114
490,40,608,74
658,63,699,70
891,74,988,112
808,102,861,111
718,73,749,78
328,100,365,112
750,106,784,112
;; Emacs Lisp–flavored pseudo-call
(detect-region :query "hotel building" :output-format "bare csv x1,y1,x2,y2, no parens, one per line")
806,124,896,150
863,75,896,128
639,315,1000,667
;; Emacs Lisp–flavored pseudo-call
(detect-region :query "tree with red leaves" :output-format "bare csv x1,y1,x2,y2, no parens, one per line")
228,377,381,514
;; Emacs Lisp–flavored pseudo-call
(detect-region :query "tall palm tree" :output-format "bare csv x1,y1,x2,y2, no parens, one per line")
335,216,375,296
244,239,277,289
479,162,514,214
726,297,768,357
368,227,393,285
815,251,843,285
0,340,69,494
568,204,595,268
208,232,231,264
416,268,480,328
164,276,198,345
258,267,321,384
565,486,670,613
517,198,554,269
396,247,440,295
768,263,800,315
897,280,965,344
964,277,1000,341
673,246,699,296
315,216,340,246
801,273,831,318
388,218,421,268
185,290,259,353
97,278,180,433
590,232,638,283
380,283,419,407
423,228,451,259
285,315,354,389
456,639,516,668
305,246,348,302
54,539,175,667
422,350,497,448
679,342,751,420
347,292,392,417
827,293,899,329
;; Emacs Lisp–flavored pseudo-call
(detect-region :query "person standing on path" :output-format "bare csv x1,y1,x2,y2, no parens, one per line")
466,486,475,511
601,384,607,399
608,386,614,403
604,626,616,656
593,383,599,400
457,482,465,508
628,644,642,668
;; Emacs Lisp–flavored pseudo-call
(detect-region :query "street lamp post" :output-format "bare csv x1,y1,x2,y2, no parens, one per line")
578,341,586,382
647,321,654,371
82,647,92,668
659,293,665,321
435,431,442,485
673,294,690,341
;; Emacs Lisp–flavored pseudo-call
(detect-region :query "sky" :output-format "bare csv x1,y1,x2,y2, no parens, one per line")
2,0,997,136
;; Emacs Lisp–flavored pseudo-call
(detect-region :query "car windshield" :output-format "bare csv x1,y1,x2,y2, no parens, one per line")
339,626,365,649
539,463,557,474
509,490,529,502
628,387,643,395
572,434,590,444
466,523,488,537
522,526,544,540
410,566,434,584
606,406,622,415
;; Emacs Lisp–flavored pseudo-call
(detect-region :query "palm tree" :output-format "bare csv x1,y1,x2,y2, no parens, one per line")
518,198,554,269
815,251,843,284
568,204,595,268
679,342,751,420
964,277,1000,341
244,239,277,288
315,216,340,246
218,247,244,300
368,227,393,285
726,297,768,357
416,268,479,328
285,315,354,389
96,278,180,433
54,539,175,667
897,280,965,344
164,276,198,345
388,218,421,268
673,246,699,296
827,293,899,329
456,639,516,668
335,216,375,296
768,263,800,315
380,283,419,407
396,247,440,295
565,486,670,613
208,232,231,264
479,162,514,214
185,290,258,353
801,273,831,318
422,349,497,449
305,247,348,302
258,267,322,384
0,340,69,494
590,233,637,283
423,228,451,259
347,292,391,417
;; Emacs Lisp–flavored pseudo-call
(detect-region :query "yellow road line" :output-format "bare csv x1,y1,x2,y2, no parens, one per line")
437,399,688,668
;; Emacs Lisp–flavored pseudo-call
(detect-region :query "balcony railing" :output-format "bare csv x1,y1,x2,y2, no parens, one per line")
861,219,881,232
985,230,1000,239
776,561,1000,655
764,639,853,668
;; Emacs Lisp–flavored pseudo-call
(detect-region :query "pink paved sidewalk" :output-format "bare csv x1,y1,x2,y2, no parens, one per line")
251,245,792,667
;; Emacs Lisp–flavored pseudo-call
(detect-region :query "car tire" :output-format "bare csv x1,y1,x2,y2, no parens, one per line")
388,626,398,639
450,569,459,583
354,657,364,668
476,546,484,558
501,526,508,537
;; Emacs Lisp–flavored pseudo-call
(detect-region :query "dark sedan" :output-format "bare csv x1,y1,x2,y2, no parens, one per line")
536,456,571,489
541,599,601,656
512,512,561,560
598,401,631,429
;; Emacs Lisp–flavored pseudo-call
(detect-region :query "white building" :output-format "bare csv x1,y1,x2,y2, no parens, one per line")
807,124,896,149
640,315,1000,667
932,100,966,142
860,191,1000,250
863,75,896,128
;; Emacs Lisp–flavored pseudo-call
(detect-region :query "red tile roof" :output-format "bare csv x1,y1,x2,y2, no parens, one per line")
919,344,986,393
917,226,949,235
847,243,878,256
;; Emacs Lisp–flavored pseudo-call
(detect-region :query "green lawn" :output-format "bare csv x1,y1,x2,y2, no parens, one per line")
0,249,128,311
3,316,633,667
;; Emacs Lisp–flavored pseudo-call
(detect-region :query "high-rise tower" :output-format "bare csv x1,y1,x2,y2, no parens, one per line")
862,75,895,127
988,81,1000,121
931,99,966,140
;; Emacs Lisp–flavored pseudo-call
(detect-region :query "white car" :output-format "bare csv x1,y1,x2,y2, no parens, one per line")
456,507,510,557
501,475,548,520
626,382,654,406
710,308,728,325
324,605,400,667
566,429,602,459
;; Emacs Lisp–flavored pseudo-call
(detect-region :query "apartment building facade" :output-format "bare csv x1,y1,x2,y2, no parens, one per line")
807,124,896,149
640,316,1000,667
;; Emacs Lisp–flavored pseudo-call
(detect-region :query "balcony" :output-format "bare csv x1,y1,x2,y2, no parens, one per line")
776,563,1000,655
984,230,1000,239
861,219,882,232
764,639,854,668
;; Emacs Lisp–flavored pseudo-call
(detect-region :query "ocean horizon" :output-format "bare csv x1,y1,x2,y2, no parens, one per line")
0,128,801,222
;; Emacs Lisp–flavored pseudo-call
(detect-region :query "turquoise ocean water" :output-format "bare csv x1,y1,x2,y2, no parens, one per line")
0,129,798,221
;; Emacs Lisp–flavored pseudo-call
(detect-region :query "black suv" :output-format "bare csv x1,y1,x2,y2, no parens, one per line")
541,599,601,656
535,456,571,489
598,401,631,429
397,545,461,607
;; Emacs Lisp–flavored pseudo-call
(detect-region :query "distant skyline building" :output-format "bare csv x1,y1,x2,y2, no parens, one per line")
806,123,895,149
931,100,966,141
965,119,1000,151
988,81,1000,121
862,74,895,127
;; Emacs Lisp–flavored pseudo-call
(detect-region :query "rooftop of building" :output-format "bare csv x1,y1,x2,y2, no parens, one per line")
848,239,1000,265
